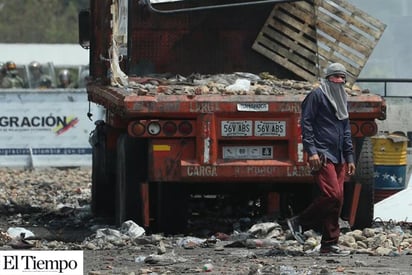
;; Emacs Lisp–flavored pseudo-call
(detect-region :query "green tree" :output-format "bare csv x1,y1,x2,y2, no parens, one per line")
0,0,88,43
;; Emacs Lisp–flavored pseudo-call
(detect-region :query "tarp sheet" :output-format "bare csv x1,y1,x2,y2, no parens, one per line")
374,175,412,222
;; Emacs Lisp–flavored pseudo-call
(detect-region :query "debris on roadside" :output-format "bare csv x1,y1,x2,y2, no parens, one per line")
1,167,412,259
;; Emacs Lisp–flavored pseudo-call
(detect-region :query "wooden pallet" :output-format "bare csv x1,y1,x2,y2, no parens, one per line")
252,0,386,85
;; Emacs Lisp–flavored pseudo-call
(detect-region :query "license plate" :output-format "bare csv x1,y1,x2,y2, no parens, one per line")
254,121,286,136
221,120,252,137
222,146,273,159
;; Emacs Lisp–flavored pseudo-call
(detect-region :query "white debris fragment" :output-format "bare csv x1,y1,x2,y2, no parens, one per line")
120,220,145,238
7,227,35,239
226,79,251,92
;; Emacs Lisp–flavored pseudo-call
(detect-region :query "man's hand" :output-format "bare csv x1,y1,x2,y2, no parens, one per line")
308,154,322,171
347,162,356,175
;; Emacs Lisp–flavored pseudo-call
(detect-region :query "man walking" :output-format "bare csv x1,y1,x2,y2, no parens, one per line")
287,63,356,256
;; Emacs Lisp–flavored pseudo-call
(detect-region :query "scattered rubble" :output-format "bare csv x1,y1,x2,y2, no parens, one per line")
126,72,371,97
1,168,412,274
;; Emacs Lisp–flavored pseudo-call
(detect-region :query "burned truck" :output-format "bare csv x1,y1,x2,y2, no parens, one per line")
79,0,386,233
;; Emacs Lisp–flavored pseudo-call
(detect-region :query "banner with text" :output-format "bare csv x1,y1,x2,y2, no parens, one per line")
0,89,104,167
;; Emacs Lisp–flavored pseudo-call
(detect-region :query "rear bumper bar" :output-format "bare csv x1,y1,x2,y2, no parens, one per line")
179,160,313,182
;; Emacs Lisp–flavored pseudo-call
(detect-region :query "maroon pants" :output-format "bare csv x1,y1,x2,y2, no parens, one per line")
300,161,346,246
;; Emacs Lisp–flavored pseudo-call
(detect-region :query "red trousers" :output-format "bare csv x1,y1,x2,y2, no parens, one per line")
300,161,346,246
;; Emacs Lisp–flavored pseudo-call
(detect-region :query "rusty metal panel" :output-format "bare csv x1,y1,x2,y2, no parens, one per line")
253,0,386,85
151,139,196,181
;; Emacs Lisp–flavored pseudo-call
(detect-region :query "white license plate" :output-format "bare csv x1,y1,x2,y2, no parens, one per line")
222,146,273,159
221,120,252,137
254,121,286,136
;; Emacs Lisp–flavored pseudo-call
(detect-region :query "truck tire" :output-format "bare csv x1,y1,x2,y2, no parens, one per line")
115,134,146,226
352,137,375,229
91,121,115,218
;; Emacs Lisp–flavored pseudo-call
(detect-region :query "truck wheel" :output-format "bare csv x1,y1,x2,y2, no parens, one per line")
115,134,146,226
91,121,115,218
156,182,188,235
352,137,374,229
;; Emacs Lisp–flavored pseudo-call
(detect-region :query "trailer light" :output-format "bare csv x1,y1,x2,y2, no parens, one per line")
360,121,377,136
350,122,359,136
147,121,161,135
163,121,177,136
178,121,193,136
130,121,146,136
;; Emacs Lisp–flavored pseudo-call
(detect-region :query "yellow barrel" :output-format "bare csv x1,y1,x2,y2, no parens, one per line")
372,134,408,165
372,134,409,191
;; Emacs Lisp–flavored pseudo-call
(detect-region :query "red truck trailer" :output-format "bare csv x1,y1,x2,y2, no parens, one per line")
79,0,386,233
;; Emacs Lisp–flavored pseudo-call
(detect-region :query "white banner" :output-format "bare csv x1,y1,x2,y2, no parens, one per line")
0,89,104,168
0,250,83,275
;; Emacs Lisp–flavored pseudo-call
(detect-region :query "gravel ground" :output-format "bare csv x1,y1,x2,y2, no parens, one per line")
1,167,412,275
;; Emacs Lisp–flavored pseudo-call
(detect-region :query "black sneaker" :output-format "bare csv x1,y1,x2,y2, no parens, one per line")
320,244,350,256
286,216,305,244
